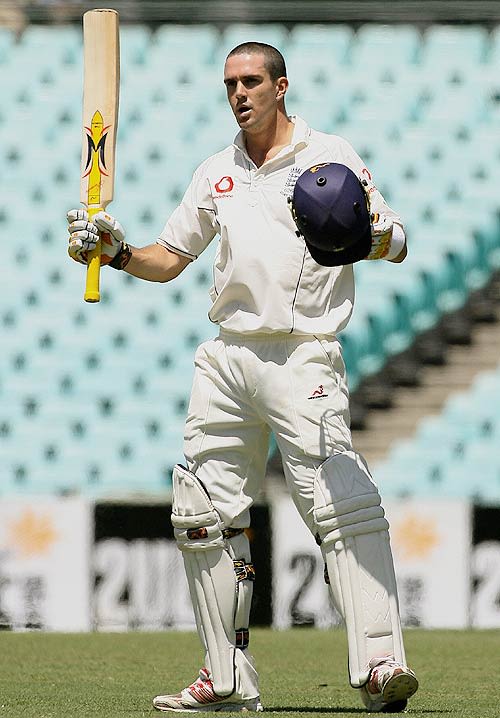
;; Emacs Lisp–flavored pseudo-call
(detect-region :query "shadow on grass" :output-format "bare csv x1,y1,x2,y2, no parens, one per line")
264,708,452,715
264,708,366,714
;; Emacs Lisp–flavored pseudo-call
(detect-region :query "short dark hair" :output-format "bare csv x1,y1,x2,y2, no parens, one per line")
226,42,287,81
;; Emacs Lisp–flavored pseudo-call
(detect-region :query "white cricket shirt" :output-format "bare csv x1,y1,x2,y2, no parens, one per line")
158,115,402,336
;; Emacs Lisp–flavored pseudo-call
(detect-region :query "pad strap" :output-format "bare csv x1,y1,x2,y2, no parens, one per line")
224,528,245,540
234,560,256,583
235,629,250,649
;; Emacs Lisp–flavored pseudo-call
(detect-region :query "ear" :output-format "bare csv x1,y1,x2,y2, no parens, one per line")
276,76,289,100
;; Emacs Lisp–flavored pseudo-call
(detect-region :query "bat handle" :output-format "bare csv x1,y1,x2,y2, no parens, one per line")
84,242,101,302
84,205,102,303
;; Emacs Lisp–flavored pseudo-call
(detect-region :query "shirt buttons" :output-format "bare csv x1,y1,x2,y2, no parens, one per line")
248,181,258,206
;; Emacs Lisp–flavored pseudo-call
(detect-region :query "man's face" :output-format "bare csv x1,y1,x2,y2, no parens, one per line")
224,52,284,132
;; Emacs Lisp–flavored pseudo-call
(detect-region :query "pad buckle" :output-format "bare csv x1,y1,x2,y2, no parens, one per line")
235,628,250,649
233,560,256,582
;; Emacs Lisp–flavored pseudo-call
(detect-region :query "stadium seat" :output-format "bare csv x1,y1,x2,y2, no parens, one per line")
341,307,387,380
219,23,289,57
287,95,340,134
414,414,462,451
288,24,354,63
119,24,152,66
414,85,489,133
350,24,421,78
338,330,361,391
153,23,219,63
444,390,498,431
420,25,489,69
372,438,446,496
441,449,500,503
0,26,14,63
19,24,81,67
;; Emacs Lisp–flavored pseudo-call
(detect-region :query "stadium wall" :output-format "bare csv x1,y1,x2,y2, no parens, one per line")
1,495,499,631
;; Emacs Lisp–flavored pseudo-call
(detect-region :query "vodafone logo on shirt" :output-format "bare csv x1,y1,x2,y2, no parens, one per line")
214,176,234,194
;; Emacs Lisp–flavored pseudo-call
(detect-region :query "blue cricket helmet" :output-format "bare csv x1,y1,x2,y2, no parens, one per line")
291,162,372,266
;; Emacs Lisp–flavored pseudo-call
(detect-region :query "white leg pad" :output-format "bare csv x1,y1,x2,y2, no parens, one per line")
172,464,258,700
313,451,406,687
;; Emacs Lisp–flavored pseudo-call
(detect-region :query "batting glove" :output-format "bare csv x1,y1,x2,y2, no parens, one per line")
67,209,130,268
365,213,394,260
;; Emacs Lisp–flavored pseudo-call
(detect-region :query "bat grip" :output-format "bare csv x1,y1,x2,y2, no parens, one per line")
84,241,101,302
84,205,102,303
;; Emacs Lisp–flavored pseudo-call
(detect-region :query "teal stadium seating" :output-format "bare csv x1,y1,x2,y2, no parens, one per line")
1,22,500,497
372,366,500,502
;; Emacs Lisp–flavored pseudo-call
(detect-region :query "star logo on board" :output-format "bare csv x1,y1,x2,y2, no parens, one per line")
392,513,439,560
7,510,58,557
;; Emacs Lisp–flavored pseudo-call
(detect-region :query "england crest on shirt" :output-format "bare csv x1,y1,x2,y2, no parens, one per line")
281,166,303,198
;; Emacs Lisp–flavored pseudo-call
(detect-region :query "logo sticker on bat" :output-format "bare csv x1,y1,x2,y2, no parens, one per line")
83,110,111,205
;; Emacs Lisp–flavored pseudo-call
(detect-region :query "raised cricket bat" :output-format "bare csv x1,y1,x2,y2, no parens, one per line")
81,8,120,303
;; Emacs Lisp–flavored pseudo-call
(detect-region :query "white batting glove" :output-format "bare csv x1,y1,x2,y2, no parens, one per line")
67,209,127,266
365,213,394,260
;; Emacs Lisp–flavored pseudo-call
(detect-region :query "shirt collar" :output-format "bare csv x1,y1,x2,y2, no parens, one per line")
233,114,310,163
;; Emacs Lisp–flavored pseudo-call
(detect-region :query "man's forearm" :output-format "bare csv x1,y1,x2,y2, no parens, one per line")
124,242,191,282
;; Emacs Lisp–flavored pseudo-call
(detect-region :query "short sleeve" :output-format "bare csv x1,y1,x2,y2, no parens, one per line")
157,163,219,259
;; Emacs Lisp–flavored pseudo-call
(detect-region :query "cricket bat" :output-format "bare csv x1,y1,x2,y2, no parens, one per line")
81,8,120,303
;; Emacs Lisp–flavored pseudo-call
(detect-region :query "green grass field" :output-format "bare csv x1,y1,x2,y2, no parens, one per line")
1,628,499,717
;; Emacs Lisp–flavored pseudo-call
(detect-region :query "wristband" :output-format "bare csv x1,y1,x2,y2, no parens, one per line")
384,223,406,261
109,242,132,270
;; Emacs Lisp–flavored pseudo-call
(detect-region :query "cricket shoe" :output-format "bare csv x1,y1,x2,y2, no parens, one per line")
359,657,418,713
153,667,263,713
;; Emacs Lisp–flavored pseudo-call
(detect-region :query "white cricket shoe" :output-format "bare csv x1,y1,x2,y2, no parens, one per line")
359,656,418,713
153,667,263,713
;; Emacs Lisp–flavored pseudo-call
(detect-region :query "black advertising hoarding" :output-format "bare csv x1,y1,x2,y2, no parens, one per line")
93,502,272,630
471,506,500,627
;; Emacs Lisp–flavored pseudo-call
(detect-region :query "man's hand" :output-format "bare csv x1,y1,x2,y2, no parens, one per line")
365,213,394,261
67,209,126,265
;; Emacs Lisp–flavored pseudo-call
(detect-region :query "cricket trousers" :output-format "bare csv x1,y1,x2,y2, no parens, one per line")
183,330,353,533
